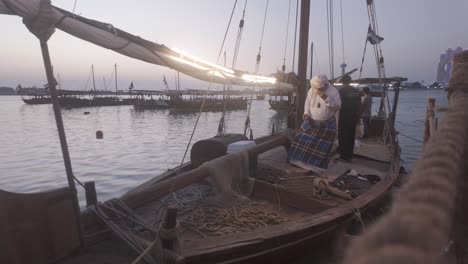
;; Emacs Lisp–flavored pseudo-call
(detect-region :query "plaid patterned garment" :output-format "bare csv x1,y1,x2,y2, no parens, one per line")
288,117,337,170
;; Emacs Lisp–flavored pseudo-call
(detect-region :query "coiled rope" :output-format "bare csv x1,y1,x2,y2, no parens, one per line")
343,50,468,264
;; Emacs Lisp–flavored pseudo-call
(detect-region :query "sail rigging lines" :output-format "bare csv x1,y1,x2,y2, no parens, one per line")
282,0,293,73
231,0,248,69
326,0,335,79
366,0,385,79
217,0,238,66
292,0,299,73
218,0,248,136
255,0,270,74
339,0,346,73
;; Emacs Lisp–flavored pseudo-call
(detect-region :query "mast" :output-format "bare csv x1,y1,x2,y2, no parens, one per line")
91,64,96,93
115,63,118,95
309,41,314,79
295,0,311,128
103,77,107,90
58,73,62,90
177,71,181,91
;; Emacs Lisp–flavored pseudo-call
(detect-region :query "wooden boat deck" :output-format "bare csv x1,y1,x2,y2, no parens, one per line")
56,136,397,264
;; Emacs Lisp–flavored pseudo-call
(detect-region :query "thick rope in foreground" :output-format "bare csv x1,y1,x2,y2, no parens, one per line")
343,50,468,264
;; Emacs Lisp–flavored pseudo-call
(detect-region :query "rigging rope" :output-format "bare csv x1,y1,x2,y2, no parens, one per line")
219,0,247,136
358,37,368,80
255,0,269,74
340,0,346,66
313,43,321,74
72,0,78,14
326,0,335,79
83,65,92,91
244,0,270,138
282,0,292,73
292,0,299,73
178,0,239,180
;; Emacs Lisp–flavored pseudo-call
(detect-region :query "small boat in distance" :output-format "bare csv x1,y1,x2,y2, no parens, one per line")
132,89,248,112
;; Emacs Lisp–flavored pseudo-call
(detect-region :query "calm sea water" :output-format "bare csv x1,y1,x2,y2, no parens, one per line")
0,90,447,206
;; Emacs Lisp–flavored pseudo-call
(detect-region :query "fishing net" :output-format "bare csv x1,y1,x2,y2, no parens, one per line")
152,151,287,238
200,150,254,207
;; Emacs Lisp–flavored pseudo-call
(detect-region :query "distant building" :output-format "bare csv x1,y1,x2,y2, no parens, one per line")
437,46,464,86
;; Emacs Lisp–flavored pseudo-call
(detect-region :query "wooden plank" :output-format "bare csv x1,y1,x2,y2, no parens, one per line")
181,164,399,262
0,188,80,264
353,140,392,163
251,180,333,214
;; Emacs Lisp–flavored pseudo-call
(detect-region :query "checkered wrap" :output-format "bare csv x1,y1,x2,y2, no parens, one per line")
288,117,336,169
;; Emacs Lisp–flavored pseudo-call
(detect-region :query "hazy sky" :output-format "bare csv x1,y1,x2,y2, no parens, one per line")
0,0,467,90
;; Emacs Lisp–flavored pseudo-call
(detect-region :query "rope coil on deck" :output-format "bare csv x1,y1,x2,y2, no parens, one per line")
343,50,468,264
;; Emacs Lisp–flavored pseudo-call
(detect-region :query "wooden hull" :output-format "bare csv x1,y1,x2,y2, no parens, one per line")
71,133,400,264
168,98,248,111
269,100,291,111
23,96,134,107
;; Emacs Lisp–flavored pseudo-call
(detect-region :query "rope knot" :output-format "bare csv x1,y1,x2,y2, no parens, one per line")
21,0,57,41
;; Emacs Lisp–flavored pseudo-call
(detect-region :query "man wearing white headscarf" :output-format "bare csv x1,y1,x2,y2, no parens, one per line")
288,74,341,172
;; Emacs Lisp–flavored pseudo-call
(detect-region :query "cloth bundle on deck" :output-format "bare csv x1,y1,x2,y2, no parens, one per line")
288,118,337,172
200,151,254,207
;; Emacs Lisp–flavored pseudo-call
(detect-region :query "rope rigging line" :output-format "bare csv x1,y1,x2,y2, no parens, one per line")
83,65,92,91
292,0,299,73
397,132,424,143
282,0,292,73
255,0,269,74
326,0,335,79
244,0,270,138
72,0,78,14
216,0,239,65
313,43,320,74
219,0,247,136
178,0,239,182
339,0,345,66
231,0,248,69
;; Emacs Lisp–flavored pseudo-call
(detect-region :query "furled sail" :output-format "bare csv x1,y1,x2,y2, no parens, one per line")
0,0,285,88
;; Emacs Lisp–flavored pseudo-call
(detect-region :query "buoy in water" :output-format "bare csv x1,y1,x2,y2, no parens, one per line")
96,130,103,139
84,111,90,115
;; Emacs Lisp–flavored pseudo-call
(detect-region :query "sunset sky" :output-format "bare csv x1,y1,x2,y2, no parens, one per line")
0,0,467,90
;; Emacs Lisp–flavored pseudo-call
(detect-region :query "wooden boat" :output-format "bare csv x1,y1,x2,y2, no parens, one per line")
268,88,293,111
2,77,404,264
133,89,248,112
0,1,405,263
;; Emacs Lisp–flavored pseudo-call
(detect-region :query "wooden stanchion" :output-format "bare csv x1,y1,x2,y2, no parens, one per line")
423,98,436,144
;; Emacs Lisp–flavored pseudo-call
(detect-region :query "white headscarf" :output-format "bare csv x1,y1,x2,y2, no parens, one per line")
310,74,329,89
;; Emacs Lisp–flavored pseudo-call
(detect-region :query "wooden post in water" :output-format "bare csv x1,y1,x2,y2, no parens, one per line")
423,98,436,144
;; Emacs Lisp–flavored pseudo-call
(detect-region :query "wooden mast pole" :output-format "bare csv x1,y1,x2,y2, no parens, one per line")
23,0,85,249
295,0,311,128
309,41,314,79
39,39,85,247
115,63,118,95
91,64,96,93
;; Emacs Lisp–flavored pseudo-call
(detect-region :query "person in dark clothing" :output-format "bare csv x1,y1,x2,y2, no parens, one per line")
360,87,372,139
338,75,361,161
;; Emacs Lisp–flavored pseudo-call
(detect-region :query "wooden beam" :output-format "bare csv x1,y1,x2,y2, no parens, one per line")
121,135,289,209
